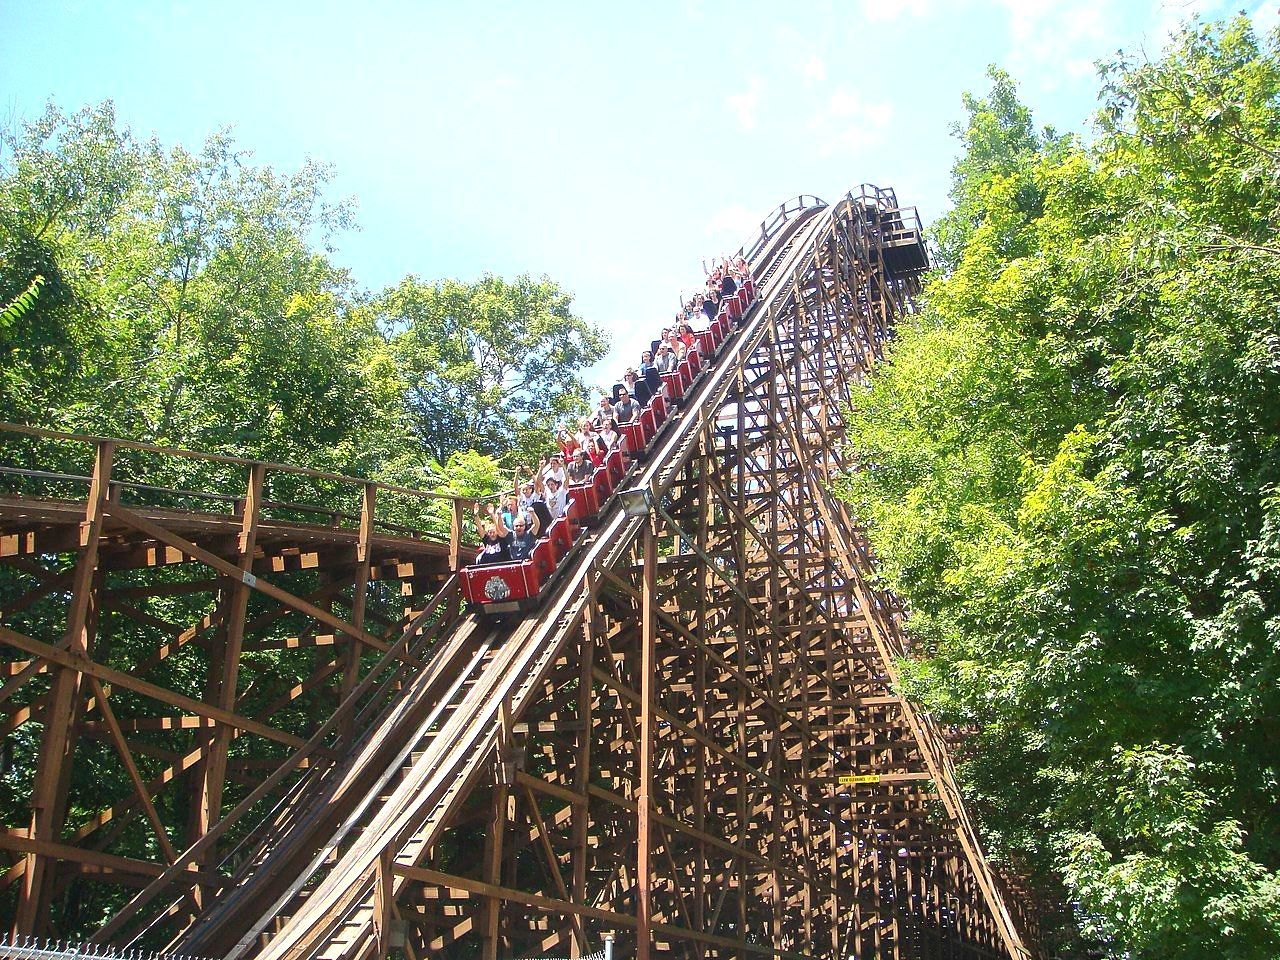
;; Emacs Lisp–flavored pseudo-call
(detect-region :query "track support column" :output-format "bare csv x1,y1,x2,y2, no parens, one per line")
636,518,657,960
16,440,113,935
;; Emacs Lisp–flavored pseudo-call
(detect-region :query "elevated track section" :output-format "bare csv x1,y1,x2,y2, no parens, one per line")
2,188,1036,959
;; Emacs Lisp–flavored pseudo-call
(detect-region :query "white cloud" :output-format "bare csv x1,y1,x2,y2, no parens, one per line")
811,90,894,157
1150,0,1223,42
705,203,761,240
1065,57,1097,79
993,0,1111,92
1252,0,1279,34
725,78,764,132
858,0,933,22
800,53,827,84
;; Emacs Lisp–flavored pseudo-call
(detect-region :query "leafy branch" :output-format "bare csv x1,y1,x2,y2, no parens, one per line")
0,274,45,325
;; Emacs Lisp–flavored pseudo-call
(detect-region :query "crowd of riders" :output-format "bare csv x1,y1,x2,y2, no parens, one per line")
472,255,752,566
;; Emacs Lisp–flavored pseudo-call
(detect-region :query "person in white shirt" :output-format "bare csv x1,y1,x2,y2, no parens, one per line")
598,418,619,451
516,476,537,518
542,453,567,488
544,477,568,519
654,343,677,374
594,395,616,428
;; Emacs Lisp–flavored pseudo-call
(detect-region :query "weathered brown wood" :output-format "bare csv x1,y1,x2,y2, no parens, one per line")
340,483,377,723
17,441,112,934
192,462,265,902
86,677,179,863
100,501,418,663
0,626,305,749
636,517,656,960
0,189,1033,959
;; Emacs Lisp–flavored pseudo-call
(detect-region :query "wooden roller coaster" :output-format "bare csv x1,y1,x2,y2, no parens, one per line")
2,187,1037,960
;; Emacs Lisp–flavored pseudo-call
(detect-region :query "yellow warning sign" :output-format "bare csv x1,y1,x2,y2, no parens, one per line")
837,774,881,785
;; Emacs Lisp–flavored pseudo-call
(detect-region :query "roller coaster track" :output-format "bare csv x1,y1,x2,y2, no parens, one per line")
2,187,1036,960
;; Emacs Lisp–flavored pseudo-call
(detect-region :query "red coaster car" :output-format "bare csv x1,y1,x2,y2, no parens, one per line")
726,293,743,322
461,547,555,614
620,420,647,453
463,267,756,617
697,328,717,357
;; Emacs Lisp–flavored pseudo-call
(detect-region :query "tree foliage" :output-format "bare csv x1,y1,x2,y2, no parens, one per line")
374,273,604,466
0,101,603,485
838,18,1280,958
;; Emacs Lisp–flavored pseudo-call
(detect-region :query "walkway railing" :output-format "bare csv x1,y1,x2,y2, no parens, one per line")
0,936,210,960
0,420,476,567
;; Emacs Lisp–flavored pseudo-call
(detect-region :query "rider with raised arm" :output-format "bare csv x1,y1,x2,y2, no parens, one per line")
474,503,514,565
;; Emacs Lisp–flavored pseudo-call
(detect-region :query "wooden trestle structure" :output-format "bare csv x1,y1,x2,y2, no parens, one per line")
2,187,1036,960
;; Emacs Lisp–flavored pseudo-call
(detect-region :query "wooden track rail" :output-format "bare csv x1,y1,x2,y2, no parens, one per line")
2,187,1038,960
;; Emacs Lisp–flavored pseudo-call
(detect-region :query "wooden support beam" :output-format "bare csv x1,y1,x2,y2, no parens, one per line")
99,501,423,666
636,518,656,960
17,440,111,935
0,626,305,749
192,462,264,899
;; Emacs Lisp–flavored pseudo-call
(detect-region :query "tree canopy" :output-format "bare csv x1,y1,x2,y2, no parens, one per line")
839,18,1280,958
375,273,605,467
0,101,607,933
0,101,604,495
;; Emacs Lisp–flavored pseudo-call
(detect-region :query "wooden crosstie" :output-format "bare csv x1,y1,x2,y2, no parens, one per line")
2,188,1037,960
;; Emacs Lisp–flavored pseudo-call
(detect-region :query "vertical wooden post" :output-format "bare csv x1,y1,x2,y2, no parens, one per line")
636,519,657,960
340,483,376,726
483,699,514,960
449,497,464,571
570,596,596,959
192,461,264,905
373,848,395,957
17,440,112,934
694,436,711,955
766,325,785,955
734,362,750,941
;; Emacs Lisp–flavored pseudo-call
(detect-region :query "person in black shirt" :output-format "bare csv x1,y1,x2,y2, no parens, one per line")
474,503,514,565
623,369,652,406
702,289,720,321
507,513,540,561
523,469,555,533
720,272,737,296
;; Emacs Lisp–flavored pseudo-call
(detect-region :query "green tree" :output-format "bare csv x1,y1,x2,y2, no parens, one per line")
0,101,603,933
375,274,606,466
839,18,1280,958
0,102,383,478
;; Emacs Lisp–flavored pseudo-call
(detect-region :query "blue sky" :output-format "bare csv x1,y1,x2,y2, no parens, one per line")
2,0,1276,384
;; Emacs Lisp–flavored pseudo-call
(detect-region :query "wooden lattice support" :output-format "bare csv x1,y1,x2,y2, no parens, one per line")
0,431,468,939
2,188,1036,960
205,190,1036,960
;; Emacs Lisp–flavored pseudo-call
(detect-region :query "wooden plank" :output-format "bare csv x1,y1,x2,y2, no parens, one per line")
396,867,636,929
101,501,424,666
18,441,112,933
0,625,304,748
